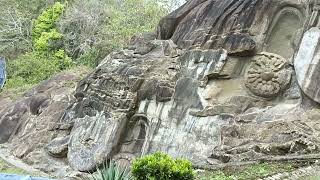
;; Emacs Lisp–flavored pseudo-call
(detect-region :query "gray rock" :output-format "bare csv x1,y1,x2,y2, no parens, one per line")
46,136,70,158
0,68,91,178
294,27,320,103
67,112,125,172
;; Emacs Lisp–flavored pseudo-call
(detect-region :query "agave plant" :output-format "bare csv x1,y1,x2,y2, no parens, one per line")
89,161,132,180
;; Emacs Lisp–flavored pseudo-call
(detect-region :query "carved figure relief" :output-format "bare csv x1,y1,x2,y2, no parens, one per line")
245,52,292,98
118,114,149,156
265,7,304,59
114,114,149,167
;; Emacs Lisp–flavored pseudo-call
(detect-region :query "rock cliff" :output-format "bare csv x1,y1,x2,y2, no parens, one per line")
2,0,320,178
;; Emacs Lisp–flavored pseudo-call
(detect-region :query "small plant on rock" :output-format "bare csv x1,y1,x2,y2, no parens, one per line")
89,161,132,180
132,152,195,180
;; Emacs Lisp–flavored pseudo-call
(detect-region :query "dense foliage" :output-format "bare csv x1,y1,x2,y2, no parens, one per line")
132,152,195,180
1,0,171,91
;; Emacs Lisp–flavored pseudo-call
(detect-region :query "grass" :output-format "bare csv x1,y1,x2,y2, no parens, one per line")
196,162,297,180
301,176,320,180
0,65,92,99
0,158,27,175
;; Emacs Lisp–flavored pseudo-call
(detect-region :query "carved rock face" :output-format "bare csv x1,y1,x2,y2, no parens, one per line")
245,52,292,98
158,0,306,56
2,0,319,177
59,0,307,172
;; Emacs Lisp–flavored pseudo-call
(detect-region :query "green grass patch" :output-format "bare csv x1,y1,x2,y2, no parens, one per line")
1,65,91,99
300,176,320,180
197,162,297,180
0,158,27,175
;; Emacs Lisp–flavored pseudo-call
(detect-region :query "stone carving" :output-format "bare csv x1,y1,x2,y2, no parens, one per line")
245,52,292,98
211,109,320,163
2,0,320,178
265,7,304,59
114,114,149,167
113,153,135,168
295,27,320,103
118,114,149,157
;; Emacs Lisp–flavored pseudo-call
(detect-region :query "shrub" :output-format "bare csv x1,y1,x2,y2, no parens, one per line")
34,29,63,51
59,0,168,67
32,2,64,41
59,0,109,61
32,2,66,56
104,0,168,52
132,152,195,180
76,48,102,67
88,161,132,180
6,52,72,89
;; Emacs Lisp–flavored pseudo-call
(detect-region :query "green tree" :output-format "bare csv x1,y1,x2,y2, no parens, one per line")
32,2,64,52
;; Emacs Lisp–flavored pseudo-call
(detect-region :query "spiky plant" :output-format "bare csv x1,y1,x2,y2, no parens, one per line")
88,161,132,180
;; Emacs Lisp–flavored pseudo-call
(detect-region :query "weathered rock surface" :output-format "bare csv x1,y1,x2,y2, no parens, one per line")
295,27,320,103
0,67,91,178
157,0,305,59
3,0,320,178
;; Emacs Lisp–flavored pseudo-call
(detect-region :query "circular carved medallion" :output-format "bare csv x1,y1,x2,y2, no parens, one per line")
245,52,292,98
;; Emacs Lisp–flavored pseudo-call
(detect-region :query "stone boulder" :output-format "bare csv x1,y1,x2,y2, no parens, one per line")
295,27,320,103
0,67,91,178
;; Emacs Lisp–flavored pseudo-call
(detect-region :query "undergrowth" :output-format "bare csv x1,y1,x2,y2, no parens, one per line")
0,158,26,175
196,162,297,180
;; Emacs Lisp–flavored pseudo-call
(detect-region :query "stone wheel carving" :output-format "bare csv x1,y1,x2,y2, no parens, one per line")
245,52,292,98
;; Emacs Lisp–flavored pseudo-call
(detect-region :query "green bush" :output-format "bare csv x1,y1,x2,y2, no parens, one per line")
34,29,63,52
77,48,102,67
32,2,66,56
32,2,64,41
88,161,132,180
6,52,72,89
132,152,194,180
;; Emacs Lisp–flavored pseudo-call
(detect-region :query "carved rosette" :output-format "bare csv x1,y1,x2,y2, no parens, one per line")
245,52,292,98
